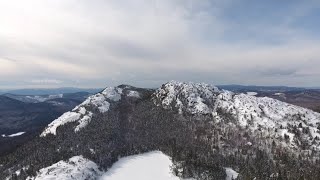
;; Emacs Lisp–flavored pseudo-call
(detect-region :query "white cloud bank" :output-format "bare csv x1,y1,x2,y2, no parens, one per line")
0,0,319,88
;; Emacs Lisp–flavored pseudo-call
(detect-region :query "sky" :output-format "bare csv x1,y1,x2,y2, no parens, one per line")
0,0,320,89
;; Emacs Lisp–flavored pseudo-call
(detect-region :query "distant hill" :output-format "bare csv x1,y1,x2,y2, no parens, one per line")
3,92,91,103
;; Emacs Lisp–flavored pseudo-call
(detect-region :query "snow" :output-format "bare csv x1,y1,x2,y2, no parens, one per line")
154,81,220,114
98,101,110,113
192,96,211,114
99,151,181,180
225,168,239,180
2,132,25,137
90,148,95,154
78,107,87,115
127,90,140,98
75,112,93,132
246,92,258,96
41,112,81,137
102,87,122,101
15,169,21,176
26,156,102,180
278,129,295,142
77,93,111,113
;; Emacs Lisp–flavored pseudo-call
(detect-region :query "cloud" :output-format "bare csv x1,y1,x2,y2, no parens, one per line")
0,0,319,88
30,79,63,84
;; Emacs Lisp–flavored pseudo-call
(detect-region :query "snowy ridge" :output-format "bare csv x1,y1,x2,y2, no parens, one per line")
155,81,320,152
40,87,123,137
26,156,102,180
153,81,220,114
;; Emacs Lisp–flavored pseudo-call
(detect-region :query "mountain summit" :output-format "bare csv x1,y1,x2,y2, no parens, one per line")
1,81,320,180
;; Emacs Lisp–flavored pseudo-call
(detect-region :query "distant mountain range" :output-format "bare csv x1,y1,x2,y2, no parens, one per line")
0,87,103,96
2,85,319,96
216,84,319,92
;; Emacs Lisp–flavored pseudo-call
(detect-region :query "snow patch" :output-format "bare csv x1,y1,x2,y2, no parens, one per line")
2,132,25,137
75,112,93,132
26,156,102,180
127,90,140,98
78,107,87,115
102,87,122,101
99,151,182,180
8,132,25,137
246,92,257,96
41,112,81,137
98,101,110,113
225,168,239,180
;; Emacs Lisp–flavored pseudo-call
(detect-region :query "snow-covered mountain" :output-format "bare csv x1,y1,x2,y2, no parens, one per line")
154,81,320,154
2,81,320,180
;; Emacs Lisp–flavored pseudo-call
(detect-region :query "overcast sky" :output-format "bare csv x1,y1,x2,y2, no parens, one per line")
0,0,320,89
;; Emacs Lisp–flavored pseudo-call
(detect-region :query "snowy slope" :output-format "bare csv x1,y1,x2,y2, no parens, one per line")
26,156,102,180
40,87,123,137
